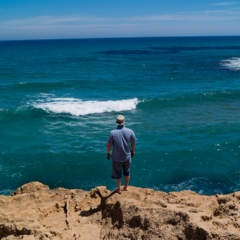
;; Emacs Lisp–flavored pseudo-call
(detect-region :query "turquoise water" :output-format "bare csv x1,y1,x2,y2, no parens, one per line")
0,37,240,195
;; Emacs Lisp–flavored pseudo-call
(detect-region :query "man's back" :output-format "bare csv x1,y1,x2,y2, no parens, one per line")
108,126,136,162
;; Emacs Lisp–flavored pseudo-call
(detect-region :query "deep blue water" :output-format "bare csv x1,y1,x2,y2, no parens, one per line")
0,36,240,195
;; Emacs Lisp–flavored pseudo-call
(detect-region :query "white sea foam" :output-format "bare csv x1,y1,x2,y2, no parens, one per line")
221,57,240,71
33,97,139,116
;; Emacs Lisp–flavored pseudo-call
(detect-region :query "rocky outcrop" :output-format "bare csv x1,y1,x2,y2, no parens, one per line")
0,182,240,239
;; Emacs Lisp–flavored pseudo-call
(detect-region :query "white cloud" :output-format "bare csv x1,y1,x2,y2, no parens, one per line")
211,2,239,6
2,9,239,29
0,8,240,40
3,15,89,25
135,12,233,21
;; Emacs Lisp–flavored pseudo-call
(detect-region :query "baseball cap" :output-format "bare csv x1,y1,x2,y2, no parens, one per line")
116,115,125,125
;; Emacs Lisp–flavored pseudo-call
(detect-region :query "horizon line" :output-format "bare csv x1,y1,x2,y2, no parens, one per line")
1,35,240,42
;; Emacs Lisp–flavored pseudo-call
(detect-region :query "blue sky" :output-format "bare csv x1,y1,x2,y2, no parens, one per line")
1,0,240,40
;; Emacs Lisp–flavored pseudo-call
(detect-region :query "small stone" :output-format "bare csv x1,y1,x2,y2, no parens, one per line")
201,215,211,221
189,208,199,213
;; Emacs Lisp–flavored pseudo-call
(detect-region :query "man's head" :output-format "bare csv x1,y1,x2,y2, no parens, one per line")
116,115,125,125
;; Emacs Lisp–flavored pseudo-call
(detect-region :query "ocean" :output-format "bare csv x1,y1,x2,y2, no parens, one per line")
0,36,240,195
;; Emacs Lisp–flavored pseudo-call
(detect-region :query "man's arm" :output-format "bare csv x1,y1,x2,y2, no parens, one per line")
131,141,136,157
106,143,112,160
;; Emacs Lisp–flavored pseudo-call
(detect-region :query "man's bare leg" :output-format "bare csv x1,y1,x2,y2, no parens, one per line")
115,179,121,193
124,175,130,191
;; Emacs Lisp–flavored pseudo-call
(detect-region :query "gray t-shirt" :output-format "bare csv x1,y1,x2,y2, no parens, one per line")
107,126,136,162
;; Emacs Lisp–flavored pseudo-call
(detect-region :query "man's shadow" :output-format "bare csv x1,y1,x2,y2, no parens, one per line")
80,188,117,217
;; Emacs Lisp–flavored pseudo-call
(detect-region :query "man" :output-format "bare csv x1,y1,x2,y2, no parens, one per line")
106,115,136,194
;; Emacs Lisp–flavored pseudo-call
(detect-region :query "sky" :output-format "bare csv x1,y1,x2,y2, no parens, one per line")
0,0,240,40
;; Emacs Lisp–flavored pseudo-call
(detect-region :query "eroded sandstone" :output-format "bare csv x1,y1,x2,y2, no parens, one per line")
0,182,239,239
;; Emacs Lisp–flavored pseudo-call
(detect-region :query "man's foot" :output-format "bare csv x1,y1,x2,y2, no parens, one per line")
114,189,121,194
123,187,128,191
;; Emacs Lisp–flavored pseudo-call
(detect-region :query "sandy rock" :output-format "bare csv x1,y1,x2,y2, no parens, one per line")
0,182,240,240
13,182,49,195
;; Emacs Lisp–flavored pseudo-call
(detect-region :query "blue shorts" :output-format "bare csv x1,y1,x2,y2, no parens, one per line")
111,160,131,179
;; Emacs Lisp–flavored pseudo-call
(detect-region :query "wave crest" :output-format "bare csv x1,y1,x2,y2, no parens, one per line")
221,57,240,71
33,97,139,116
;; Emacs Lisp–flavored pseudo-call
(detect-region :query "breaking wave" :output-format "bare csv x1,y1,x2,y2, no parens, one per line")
221,57,240,71
32,97,139,116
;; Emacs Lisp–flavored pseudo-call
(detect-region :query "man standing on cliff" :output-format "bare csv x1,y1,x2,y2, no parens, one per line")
106,115,136,194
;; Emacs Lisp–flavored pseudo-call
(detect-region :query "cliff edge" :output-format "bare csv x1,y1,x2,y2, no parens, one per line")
0,182,240,240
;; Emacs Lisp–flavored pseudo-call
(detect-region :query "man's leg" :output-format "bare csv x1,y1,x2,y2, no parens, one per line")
124,175,130,190
123,160,131,190
112,161,121,193
115,179,121,193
